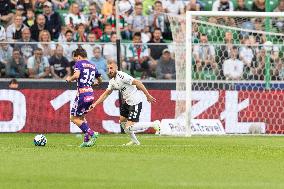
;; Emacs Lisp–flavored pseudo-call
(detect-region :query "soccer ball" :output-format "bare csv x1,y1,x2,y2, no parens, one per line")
34,134,47,146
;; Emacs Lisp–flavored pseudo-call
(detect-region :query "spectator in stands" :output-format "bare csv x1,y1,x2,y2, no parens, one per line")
90,46,108,80
253,18,264,31
148,28,167,70
223,46,244,80
164,0,184,15
15,0,33,12
43,1,62,40
38,30,55,58
103,32,117,60
239,36,255,79
51,0,68,9
101,0,113,18
119,0,133,16
273,0,284,32
127,32,150,79
62,30,77,61
217,31,233,65
106,6,130,40
24,9,35,28
15,27,37,62
193,33,218,79
249,47,266,80
0,40,13,67
35,0,51,10
87,3,103,39
31,14,48,41
0,0,14,27
65,3,86,30
6,15,27,42
252,0,265,12
49,45,71,79
212,0,234,11
8,78,19,89
0,25,6,41
156,49,176,80
14,5,26,18
184,0,201,12
100,23,112,42
148,1,169,38
5,48,26,78
127,2,147,36
74,23,87,42
235,0,249,11
58,26,67,42
82,33,100,59
27,48,50,78
270,46,283,80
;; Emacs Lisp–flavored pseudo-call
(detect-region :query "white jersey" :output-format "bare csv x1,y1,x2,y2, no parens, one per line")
107,71,142,105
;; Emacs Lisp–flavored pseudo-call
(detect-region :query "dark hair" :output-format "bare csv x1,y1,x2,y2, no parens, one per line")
133,32,141,38
104,23,112,28
13,48,21,52
65,30,73,35
153,28,162,32
73,47,87,58
135,2,143,7
35,47,43,52
9,78,18,85
110,32,116,37
155,1,162,5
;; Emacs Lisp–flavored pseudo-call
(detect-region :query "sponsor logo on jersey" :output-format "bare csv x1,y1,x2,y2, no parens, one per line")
84,96,94,102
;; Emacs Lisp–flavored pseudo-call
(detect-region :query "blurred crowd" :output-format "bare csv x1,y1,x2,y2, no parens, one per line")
0,0,283,80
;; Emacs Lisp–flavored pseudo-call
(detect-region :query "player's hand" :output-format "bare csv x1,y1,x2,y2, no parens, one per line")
87,104,96,112
146,95,156,103
66,76,72,82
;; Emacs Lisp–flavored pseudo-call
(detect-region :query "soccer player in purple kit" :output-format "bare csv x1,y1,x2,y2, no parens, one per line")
66,47,102,147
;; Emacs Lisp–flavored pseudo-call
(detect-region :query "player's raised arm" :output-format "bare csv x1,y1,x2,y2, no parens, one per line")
66,70,80,82
132,79,156,103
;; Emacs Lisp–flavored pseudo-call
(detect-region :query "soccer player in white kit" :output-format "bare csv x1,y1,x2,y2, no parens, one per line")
88,60,160,145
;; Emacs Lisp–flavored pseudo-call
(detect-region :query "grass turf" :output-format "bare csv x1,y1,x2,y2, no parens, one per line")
0,134,283,189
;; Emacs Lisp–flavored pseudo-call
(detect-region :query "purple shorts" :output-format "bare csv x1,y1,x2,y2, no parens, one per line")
71,93,94,116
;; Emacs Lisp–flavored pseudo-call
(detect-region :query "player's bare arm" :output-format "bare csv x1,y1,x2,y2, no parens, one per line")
66,70,80,82
93,76,103,86
88,89,113,112
132,79,156,103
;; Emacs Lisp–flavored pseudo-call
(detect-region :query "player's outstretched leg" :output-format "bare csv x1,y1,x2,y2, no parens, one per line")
122,120,161,146
128,120,161,135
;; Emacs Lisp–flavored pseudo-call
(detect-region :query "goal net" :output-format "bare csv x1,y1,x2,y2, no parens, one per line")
167,11,284,135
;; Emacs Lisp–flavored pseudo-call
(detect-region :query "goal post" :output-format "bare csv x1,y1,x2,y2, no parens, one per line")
162,11,284,136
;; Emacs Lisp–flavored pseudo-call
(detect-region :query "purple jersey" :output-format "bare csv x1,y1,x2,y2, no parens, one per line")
74,60,101,88
71,60,100,116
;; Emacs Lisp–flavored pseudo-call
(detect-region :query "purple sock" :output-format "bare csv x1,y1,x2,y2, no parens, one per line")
87,128,94,137
79,122,94,136
79,122,89,133
84,133,89,142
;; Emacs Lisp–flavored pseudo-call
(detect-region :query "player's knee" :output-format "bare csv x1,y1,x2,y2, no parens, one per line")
70,116,77,123
124,126,130,133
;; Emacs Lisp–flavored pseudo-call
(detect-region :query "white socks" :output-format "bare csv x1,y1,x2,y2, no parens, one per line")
121,121,156,145
129,131,140,144
128,122,154,133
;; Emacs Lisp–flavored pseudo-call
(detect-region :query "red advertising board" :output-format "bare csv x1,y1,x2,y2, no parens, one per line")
0,89,283,134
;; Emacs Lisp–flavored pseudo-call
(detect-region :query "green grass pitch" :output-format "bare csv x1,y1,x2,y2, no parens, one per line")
0,134,283,189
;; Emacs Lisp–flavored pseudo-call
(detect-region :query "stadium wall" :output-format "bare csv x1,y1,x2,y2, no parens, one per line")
0,80,283,134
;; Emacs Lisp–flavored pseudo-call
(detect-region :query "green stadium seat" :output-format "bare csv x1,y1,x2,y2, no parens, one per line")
268,0,279,11
245,0,253,11
199,0,214,11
